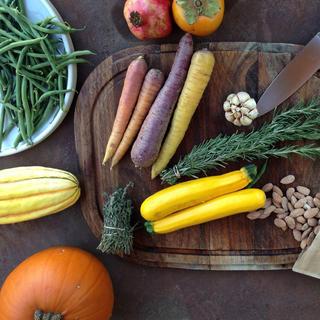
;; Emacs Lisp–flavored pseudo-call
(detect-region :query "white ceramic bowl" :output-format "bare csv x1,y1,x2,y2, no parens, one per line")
0,0,77,157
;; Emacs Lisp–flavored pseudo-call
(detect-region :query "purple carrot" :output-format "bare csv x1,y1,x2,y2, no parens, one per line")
131,33,194,167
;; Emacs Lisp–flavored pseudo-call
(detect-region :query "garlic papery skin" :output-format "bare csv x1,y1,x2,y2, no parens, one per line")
223,92,259,127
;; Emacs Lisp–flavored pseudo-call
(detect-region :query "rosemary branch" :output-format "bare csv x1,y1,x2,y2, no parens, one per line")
161,100,320,184
97,183,135,256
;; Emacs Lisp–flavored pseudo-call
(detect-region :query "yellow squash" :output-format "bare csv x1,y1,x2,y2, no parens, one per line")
0,166,80,224
145,189,266,234
141,165,257,221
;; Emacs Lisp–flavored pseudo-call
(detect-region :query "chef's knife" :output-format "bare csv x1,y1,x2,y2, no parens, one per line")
257,33,320,117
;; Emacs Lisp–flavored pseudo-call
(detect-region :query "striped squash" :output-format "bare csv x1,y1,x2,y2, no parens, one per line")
0,167,80,224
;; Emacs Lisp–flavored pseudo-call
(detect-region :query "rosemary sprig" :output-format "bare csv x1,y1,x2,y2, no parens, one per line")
161,101,320,184
97,183,135,256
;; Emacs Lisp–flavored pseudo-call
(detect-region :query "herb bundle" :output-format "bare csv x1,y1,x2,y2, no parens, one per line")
0,0,92,149
98,183,135,256
161,100,320,184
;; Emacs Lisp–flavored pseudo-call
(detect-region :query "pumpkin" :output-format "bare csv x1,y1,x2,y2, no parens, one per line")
172,0,225,37
0,247,114,320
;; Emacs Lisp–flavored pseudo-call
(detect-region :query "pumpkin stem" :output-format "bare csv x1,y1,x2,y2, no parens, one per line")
129,11,143,27
34,310,63,320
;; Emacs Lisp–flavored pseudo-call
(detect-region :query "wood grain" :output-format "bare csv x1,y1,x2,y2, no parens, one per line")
74,42,320,270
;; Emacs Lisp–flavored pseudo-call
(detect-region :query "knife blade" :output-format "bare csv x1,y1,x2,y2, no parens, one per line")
257,33,320,117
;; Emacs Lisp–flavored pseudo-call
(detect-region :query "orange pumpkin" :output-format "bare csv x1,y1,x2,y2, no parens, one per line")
172,0,225,36
0,247,114,320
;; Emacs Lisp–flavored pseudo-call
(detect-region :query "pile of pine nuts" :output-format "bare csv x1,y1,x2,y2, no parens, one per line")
247,175,320,250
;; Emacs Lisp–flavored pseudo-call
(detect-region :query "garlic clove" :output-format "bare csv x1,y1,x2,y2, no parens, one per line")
223,101,231,111
233,119,242,127
225,112,235,122
231,95,240,106
248,108,259,120
240,115,253,126
234,111,242,119
241,107,250,115
231,105,238,113
243,98,257,110
237,92,251,103
227,93,236,102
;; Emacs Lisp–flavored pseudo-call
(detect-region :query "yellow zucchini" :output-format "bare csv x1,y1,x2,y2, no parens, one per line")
145,189,266,234
141,165,257,221
0,166,80,224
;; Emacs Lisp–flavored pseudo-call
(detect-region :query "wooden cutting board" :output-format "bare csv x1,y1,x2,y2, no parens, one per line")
74,41,320,270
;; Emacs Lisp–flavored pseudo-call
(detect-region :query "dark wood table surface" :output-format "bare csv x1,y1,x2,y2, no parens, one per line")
1,1,320,319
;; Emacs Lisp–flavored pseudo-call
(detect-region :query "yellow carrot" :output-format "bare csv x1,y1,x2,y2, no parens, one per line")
103,56,148,165
151,50,215,179
111,69,164,168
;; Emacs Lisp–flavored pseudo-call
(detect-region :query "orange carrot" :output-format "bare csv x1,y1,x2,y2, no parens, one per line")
102,56,148,165
111,69,164,168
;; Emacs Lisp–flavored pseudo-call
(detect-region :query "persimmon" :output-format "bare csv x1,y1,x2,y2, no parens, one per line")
172,0,225,36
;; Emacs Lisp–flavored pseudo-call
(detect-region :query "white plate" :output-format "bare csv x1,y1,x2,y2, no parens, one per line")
0,0,77,157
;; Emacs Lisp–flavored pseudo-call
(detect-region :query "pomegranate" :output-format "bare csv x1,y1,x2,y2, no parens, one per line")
124,0,172,40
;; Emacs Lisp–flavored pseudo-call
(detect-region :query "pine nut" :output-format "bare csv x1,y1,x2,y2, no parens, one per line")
260,206,276,219
301,227,312,240
290,196,297,205
247,211,263,220
281,197,288,211
263,198,272,209
297,186,311,196
286,188,295,199
306,196,315,208
273,185,283,197
290,208,304,218
294,192,305,200
280,175,295,185
315,193,320,200
285,216,295,229
314,225,320,235
296,223,303,231
274,208,285,214
288,202,294,212
307,218,318,227
272,200,281,208
293,229,302,242
272,192,282,204
277,213,288,219
262,183,273,192
294,198,307,209
304,208,319,219
301,223,309,231
307,232,316,246
300,238,308,250
274,218,287,231
313,197,320,208
297,216,306,224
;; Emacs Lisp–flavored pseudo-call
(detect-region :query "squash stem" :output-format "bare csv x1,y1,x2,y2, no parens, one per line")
243,164,257,182
34,310,63,320
145,222,154,234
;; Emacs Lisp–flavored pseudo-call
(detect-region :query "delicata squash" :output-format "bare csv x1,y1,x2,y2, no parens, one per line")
0,166,80,224
141,165,257,221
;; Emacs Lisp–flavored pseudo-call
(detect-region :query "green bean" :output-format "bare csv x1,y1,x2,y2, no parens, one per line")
0,13,29,40
13,50,47,59
17,0,25,16
34,98,54,130
0,36,46,55
0,38,12,48
3,120,15,139
17,112,28,143
1,101,21,112
58,74,64,110
0,105,5,150
0,28,19,41
31,23,78,35
48,58,87,79
35,89,74,107
21,76,32,137
16,45,27,74
13,132,22,148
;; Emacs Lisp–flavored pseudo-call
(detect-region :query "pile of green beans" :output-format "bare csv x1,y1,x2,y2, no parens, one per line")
0,0,93,150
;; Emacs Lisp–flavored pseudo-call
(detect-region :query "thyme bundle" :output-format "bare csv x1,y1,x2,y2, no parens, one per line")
161,100,320,185
98,183,135,256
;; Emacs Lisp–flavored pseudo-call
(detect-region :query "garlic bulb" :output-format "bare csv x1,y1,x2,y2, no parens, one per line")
223,92,259,127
